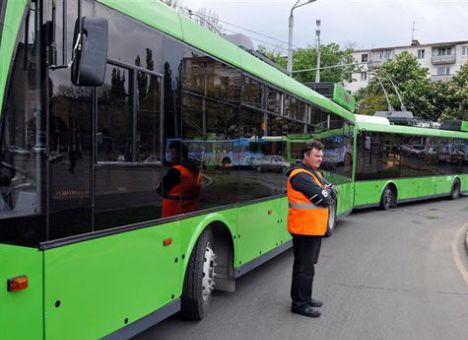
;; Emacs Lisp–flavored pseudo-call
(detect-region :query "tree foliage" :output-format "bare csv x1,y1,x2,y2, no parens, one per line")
257,43,358,84
292,44,357,84
356,51,468,121
356,52,434,118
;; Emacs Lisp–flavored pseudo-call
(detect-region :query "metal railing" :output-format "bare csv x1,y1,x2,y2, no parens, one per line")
431,54,456,64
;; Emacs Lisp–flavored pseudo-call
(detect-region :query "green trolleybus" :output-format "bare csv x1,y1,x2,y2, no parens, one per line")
353,117,468,210
0,1,356,338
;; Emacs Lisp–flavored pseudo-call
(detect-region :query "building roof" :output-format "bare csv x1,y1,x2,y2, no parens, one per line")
353,40,468,53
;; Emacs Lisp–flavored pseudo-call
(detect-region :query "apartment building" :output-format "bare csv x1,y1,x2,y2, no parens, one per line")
345,40,468,93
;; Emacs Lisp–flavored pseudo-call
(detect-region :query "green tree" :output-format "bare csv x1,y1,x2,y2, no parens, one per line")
450,62,468,120
357,51,436,119
292,43,357,84
257,43,358,84
257,45,287,68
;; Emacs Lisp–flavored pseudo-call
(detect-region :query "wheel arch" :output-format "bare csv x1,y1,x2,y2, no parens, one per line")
380,180,398,201
181,213,236,293
452,176,461,187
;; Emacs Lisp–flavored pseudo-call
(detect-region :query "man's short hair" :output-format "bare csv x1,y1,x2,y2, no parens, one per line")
302,140,324,157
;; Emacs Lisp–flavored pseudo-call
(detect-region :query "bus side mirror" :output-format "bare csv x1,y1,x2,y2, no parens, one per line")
71,17,108,87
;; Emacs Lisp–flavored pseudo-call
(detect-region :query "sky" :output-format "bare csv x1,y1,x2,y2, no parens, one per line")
179,0,468,52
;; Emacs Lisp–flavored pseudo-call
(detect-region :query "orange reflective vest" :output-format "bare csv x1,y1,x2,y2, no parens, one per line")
287,168,329,236
162,165,201,218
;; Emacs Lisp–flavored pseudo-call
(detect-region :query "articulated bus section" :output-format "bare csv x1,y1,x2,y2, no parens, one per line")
353,122,468,209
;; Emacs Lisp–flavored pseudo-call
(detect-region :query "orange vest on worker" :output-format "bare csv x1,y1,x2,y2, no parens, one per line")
287,168,329,236
162,165,201,218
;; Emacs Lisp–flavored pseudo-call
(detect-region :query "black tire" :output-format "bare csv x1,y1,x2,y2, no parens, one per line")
325,201,337,237
180,229,216,320
380,185,396,210
450,179,461,200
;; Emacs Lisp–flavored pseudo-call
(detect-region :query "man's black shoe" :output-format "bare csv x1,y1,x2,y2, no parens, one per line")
291,305,321,318
309,298,323,308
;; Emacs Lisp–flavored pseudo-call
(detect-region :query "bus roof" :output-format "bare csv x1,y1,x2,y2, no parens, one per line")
357,122,468,139
98,0,356,123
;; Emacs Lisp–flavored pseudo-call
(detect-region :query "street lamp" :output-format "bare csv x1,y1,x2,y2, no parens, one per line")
315,19,321,83
287,0,317,75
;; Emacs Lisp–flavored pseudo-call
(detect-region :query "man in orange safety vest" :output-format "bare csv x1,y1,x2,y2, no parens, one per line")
286,140,336,318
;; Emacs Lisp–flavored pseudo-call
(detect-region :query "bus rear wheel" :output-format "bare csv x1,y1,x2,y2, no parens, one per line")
450,179,461,200
181,228,217,320
380,186,396,210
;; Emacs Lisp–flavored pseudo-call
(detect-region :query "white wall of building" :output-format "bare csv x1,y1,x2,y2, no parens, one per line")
345,40,468,93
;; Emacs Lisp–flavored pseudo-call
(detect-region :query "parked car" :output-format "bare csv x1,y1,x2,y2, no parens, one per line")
252,155,290,173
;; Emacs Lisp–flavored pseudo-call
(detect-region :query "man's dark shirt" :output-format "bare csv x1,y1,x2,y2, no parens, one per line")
286,162,335,208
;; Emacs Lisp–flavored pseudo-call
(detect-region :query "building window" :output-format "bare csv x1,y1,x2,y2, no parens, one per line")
437,67,450,76
360,72,368,81
417,49,425,59
361,54,368,62
462,46,468,56
379,50,391,59
435,47,452,56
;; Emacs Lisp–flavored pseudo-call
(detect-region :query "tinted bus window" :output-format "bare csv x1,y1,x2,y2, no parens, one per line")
242,77,263,108
266,87,282,114
206,61,241,102
0,9,46,246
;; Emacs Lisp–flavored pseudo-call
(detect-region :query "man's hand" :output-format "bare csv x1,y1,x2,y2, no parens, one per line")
310,184,336,207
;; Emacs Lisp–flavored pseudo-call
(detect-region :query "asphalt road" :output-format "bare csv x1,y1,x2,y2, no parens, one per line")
135,197,468,340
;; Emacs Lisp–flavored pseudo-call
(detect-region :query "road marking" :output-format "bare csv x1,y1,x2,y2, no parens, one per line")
451,222,468,286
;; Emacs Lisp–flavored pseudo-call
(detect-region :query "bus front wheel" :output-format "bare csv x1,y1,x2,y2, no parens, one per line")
450,179,461,200
325,202,337,237
380,186,396,210
181,228,217,320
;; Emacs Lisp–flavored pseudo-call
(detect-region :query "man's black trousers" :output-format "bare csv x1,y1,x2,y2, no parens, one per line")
290,234,322,308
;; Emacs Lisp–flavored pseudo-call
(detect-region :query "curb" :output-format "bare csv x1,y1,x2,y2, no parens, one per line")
465,228,468,256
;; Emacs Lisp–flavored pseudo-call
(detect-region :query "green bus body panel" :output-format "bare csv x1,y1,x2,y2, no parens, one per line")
0,0,28,121
41,201,292,339
333,84,356,113
335,182,354,214
236,199,286,266
461,121,468,132
97,0,184,40
179,211,237,270
178,13,242,70
0,244,43,340
358,122,468,139
354,174,468,207
97,1,355,123
44,221,182,340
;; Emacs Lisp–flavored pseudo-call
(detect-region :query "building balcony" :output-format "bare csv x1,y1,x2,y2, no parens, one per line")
431,55,456,65
430,74,453,82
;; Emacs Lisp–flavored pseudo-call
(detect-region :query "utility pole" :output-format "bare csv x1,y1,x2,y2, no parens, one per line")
287,0,317,75
315,19,321,83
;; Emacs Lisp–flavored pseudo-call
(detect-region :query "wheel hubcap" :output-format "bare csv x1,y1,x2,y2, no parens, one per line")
328,205,335,230
385,189,392,206
202,242,216,301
